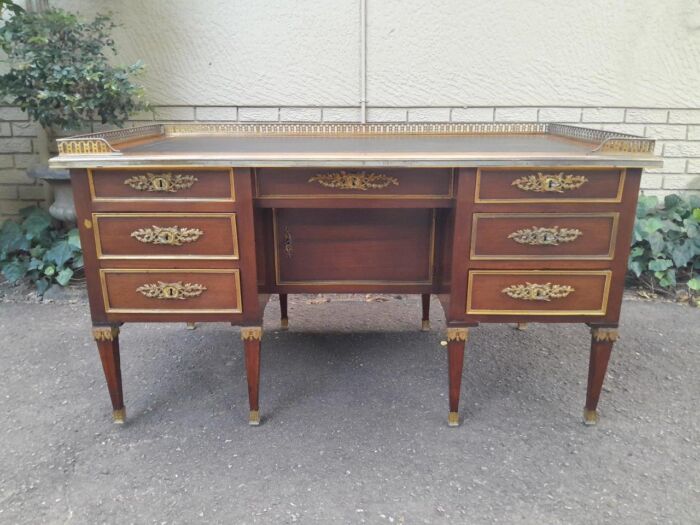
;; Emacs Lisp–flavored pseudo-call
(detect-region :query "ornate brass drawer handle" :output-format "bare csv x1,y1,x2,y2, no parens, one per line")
130,225,204,246
308,171,399,191
512,172,588,193
136,281,207,300
283,227,293,258
502,282,574,301
124,172,198,193
508,226,583,246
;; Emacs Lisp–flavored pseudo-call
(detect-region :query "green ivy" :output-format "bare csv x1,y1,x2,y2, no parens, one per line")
0,207,82,295
0,8,150,130
629,193,700,296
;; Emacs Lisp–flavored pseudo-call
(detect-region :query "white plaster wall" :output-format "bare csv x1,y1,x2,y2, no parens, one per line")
52,0,700,108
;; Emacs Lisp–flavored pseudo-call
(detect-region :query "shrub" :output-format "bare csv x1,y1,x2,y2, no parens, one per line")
0,207,82,294
0,8,150,132
628,193,700,297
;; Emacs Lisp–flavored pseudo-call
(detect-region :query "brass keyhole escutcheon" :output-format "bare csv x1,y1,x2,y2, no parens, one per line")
162,285,180,299
150,176,171,191
158,230,176,244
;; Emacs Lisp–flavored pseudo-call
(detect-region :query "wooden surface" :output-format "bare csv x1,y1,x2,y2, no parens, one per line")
69,153,646,425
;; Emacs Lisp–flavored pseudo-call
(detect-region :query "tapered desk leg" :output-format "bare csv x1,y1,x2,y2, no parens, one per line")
421,293,430,331
241,327,262,425
279,293,288,330
447,327,469,427
93,326,125,424
584,327,619,425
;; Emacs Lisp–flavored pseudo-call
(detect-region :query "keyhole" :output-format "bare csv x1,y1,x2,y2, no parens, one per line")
151,177,171,191
162,286,179,299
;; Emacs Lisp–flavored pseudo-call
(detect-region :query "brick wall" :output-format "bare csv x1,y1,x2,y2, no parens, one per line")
0,106,44,221
2,104,699,222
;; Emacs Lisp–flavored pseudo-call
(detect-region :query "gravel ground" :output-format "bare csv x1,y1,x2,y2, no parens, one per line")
0,291,698,524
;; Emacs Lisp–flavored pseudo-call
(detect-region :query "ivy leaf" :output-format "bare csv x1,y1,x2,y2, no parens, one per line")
67,228,81,249
22,207,52,240
639,217,665,236
44,240,75,267
693,208,700,221
55,266,73,286
35,278,50,295
670,242,694,268
688,278,700,291
1,258,27,283
648,258,673,272
629,259,645,277
0,220,29,257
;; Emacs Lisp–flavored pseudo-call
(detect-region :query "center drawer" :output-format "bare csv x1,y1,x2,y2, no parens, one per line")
255,168,453,199
93,213,239,259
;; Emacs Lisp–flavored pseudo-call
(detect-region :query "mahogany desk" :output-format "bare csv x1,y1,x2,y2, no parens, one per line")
50,123,662,426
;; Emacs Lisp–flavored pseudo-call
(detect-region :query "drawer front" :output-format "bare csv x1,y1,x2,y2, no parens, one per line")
93,213,239,260
475,168,624,203
256,168,453,199
466,270,611,316
90,168,235,201
100,269,242,313
470,213,618,260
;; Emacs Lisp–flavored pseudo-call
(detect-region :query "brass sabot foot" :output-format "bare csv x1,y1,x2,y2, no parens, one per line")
112,408,126,424
583,408,599,426
516,322,529,331
186,322,196,330
448,411,460,427
421,319,430,331
280,318,289,330
249,410,260,426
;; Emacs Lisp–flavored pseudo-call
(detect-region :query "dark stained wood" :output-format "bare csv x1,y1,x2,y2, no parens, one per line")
274,208,435,285
477,168,623,202
243,333,261,421
448,336,466,422
585,329,616,421
255,167,453,199
95,327,124,415
101,270,242,313
421,293,430,329
466,270,610,316
470,213,617,259
279,293,288,327
93,213,239,259
91,168,234,201
70,152,646,425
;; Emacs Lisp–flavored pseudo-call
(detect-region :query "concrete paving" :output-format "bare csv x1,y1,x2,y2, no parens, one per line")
0,293,698,524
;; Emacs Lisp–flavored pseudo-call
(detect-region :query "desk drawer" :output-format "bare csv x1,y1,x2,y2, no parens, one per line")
256,168,453,199
93,213,239,260
470,213,618,260
476,168,624,203
100,269,242,314
90,168,235,202
466,270,611,316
